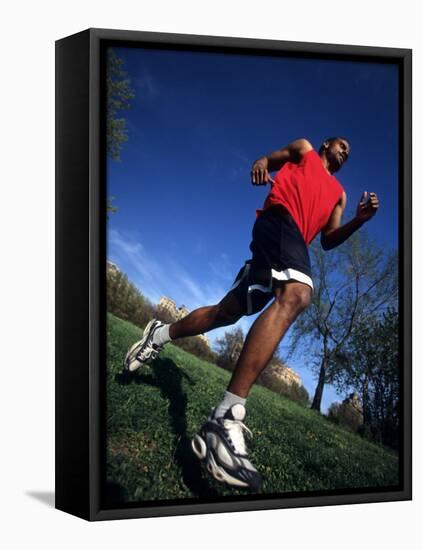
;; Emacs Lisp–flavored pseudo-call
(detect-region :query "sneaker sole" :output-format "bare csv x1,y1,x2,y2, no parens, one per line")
124,319,157,372
191,434,250,488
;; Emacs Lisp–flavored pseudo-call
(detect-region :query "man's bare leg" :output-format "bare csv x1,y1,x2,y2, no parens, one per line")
190,281,311,491
124,290,245,372
169,291,245,340
228,281,311,397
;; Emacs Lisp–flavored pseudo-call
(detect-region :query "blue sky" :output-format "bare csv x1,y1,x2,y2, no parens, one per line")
107,46,399,412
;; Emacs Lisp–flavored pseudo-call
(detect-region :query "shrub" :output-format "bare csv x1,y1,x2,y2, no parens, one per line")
327,398,363,433
172,336,217,363
107,265,156,329
214,328,309,406
258,368,310,407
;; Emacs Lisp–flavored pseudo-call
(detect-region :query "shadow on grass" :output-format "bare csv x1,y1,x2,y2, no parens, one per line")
116,358,219,498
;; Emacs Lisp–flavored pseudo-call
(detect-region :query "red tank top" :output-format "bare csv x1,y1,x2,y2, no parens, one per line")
258,150,344,245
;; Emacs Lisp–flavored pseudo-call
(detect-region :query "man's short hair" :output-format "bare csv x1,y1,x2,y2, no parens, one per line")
319,136,350,154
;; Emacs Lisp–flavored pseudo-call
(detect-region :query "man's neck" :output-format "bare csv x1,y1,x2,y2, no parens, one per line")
319,153,334,175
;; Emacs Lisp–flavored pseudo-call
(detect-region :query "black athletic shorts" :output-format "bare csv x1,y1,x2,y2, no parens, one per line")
230,206,313,315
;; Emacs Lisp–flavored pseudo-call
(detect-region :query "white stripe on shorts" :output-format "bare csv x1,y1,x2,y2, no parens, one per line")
271,268,313,290
248,284,272,293
246,284,272,314
230,263,251,292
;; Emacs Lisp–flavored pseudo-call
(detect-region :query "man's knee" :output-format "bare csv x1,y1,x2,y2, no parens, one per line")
276,283,312,313
216,293,245,325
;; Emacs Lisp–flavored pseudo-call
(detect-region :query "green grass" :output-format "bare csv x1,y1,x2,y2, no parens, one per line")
106,313,399,504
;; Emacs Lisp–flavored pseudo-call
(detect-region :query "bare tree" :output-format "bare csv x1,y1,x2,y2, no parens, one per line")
215,327,245,372
288,231,398,412
331,309,400,449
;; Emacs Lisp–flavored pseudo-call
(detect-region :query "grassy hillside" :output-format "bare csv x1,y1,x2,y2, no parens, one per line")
106,313,399,504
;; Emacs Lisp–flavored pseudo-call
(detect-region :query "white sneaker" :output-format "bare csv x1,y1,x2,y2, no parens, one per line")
191,404,262,491
124,319,165,372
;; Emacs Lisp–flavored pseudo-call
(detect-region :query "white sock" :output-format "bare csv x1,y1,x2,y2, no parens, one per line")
152,324,172,347
214,391,246,419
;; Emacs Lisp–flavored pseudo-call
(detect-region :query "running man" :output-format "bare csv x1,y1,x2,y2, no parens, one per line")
124,137,379,491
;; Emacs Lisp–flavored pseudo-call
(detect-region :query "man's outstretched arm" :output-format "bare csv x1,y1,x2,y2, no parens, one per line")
321,191,380,251
251,138,313,185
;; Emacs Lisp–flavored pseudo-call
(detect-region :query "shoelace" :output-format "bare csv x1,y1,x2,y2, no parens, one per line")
137,343,163,362
223,419,252,456
149,344,163,360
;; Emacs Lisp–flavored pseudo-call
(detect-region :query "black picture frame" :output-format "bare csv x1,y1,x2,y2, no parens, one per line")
55,27,412,521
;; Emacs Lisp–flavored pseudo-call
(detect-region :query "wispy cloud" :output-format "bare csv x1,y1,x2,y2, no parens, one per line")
109,228,226,309
108,229,166,303
134,70,159,100
208,252,234,282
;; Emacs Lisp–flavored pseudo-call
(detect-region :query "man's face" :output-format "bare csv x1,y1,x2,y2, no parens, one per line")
325,138,351,172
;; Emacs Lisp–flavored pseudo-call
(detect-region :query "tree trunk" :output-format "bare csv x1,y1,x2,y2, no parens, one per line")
311,357,327,412
362,376,372,427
